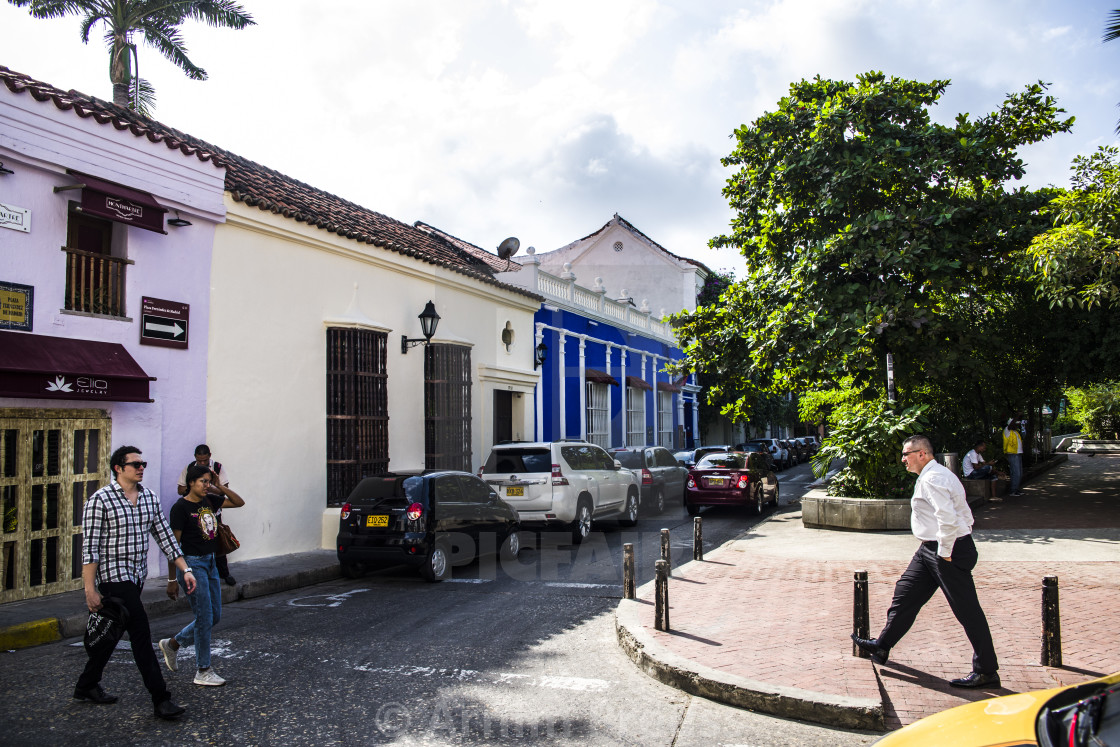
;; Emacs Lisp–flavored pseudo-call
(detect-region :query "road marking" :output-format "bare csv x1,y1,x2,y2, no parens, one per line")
445,578,492,584
353,664,612,692
543,582,616,590
288,589,370,607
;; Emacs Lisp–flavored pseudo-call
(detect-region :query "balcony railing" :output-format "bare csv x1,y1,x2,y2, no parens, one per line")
61,246,132,317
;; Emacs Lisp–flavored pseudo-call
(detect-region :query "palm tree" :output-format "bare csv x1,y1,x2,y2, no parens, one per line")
1107,9,1120,134
8,1,255,116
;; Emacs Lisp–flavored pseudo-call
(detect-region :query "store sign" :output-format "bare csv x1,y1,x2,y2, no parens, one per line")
0,281,33,331
0,202,30,233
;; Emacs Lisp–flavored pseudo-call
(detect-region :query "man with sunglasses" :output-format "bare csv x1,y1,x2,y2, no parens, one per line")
74,445,197,720
851,435,999,689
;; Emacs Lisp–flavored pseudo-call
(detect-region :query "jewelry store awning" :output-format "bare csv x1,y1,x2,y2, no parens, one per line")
0,331,155,403
57,170,167,234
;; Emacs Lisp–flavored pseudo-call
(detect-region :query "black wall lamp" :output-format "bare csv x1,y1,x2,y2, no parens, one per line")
534,340,548,369
401,300,441,353
0,161,14,176
167,211,192,227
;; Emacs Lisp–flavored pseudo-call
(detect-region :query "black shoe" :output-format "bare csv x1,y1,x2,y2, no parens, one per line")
154,699,186,720
851,634,890,665
73,684,118,704
223,575,236,586
950,671,1001,689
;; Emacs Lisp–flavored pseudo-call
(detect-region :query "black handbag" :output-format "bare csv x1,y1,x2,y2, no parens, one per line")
84,596,129,655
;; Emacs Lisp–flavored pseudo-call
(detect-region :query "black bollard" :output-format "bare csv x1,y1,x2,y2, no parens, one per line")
1041,575,1062,667
660,528,671,577
853,570,869,658
693,517,703,561
654,559,670,631
623,543,635,600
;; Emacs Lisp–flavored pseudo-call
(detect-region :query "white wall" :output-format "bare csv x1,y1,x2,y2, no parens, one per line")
207,201,540,559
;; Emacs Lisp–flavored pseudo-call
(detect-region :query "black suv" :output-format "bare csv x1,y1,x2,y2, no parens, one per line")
336,471,520,582
610,446,689,515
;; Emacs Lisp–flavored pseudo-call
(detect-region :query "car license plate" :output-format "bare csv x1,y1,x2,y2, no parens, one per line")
365,515,389,527
706,477,726,487
506,486,524,497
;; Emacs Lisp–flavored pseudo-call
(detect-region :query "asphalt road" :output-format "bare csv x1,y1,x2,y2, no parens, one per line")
0,460,879,746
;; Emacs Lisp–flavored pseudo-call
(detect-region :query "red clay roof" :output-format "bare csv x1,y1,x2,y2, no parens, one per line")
0,65,541,300
414,221,524,273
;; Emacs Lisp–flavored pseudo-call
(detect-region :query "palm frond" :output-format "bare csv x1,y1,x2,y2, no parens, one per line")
1104,9,1120,42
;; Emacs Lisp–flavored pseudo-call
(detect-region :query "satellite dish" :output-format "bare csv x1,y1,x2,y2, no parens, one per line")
497,237,520,270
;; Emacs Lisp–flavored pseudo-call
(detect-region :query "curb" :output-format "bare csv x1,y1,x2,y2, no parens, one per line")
0,617,61,650
613,566,884,731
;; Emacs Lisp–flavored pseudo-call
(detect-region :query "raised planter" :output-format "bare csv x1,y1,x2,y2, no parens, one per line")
801,491,914,531
1068,439,1120,453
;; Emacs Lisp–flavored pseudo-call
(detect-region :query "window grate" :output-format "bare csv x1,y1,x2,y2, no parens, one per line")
326,328,389,504
425,345,472,471
586,382,610,448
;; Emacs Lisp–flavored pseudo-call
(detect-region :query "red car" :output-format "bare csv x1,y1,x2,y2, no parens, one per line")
685,451,779,516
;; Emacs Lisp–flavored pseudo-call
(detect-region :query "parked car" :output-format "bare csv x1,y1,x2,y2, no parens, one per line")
796,436,819,456
610,446,689,515
749,439,790,470
875,670,1119,746
673,445,731,469
336,471,521,582
684,451,779,516
480,440,639,544
733,441,777,471
782,439,805,464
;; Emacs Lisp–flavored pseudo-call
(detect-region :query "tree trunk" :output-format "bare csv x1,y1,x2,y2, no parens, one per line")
110,37,131,109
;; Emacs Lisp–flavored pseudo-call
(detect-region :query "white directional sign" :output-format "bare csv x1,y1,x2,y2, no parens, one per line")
140,297,189,349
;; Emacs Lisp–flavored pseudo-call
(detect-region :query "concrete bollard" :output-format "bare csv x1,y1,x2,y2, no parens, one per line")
853,570,870,658
1041,575,1062,667
622,543,635,600
693,517,703,561
660,528,671,577
654,559,670,631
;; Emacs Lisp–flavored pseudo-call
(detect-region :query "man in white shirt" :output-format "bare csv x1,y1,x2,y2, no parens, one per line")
851,434,999,689
962,440,996,480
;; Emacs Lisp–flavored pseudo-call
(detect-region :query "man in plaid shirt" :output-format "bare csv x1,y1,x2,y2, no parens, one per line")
74,445,198,720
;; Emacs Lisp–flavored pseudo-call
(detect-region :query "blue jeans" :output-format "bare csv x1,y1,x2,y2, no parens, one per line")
1006,453,1022,493
966,466,993,480
175,554,222,669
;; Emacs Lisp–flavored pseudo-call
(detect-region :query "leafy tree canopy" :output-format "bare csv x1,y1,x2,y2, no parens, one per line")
672,72,1074,411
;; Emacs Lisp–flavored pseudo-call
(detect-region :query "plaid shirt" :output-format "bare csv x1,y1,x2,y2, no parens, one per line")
81,481,183,585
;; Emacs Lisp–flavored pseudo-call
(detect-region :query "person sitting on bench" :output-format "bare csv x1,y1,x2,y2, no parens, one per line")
962,440,998,480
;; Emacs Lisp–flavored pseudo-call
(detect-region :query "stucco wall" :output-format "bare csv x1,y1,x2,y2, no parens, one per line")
207,201,540,559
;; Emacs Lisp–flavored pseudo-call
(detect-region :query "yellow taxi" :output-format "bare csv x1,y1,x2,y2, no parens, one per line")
875,671,1119,746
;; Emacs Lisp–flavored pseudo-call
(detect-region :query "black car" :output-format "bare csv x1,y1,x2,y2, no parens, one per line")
673,445,731,469
610,446,689,515
336,471,521,582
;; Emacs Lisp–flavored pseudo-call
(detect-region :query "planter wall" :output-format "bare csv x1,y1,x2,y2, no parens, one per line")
800,491,914,531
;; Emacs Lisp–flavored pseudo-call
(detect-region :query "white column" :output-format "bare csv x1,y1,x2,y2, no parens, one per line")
648,354,659,445
558,332,568,439
619,348,628,448
604,343,613,446
676,382,685,450
535,322,545,442
691,384,700,446
578,336,587,441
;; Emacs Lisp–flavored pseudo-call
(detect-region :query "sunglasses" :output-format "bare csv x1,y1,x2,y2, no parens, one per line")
901,450,922,458
123,460,148,469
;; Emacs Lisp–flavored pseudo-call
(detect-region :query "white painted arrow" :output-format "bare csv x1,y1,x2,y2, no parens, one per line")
145,321,184,337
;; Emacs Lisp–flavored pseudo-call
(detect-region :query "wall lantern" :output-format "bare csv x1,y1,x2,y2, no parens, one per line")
167,211,192,228
401,300,441,354
0,161,14,176
533,340,548,369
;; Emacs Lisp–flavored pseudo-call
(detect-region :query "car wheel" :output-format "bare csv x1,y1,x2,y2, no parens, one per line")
420,540,450,582
500,530,521,561
340,561,364,579
619,490,639,528
652,487,665,515
751,485,764,515
770,480,781,507
570,498,594,545
686,502,700,517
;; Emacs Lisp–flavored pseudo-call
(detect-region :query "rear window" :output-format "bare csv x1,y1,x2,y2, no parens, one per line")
697,453,747,469
612,451,643,468
346,475,424,506
484,448,551,473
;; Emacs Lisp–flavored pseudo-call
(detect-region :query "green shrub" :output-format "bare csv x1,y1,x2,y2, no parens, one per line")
1065,383,1120,439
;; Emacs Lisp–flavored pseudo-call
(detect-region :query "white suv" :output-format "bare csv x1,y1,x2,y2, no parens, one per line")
480,440,640,544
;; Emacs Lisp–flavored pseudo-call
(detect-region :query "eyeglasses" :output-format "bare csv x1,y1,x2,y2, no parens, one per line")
123,460,148,469
901,450,922,458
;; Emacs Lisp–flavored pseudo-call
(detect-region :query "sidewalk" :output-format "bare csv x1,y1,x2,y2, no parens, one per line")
616,452,1120,731
0,550,340,650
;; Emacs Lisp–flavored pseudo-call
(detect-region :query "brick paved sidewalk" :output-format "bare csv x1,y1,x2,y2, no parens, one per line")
619,453,1120,731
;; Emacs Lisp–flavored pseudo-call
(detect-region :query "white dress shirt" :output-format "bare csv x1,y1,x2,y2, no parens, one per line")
911,459,973,558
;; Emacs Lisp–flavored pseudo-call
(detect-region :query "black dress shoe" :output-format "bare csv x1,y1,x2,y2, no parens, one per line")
950,671,1001,688
850,634,890,665
223,575,236,586
73,684,118,704
154,699,186,720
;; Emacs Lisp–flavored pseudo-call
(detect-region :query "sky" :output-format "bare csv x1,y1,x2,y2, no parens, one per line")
2,0,1118,275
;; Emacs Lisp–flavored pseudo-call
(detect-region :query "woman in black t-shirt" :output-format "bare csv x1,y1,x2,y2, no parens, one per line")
157,463,244,686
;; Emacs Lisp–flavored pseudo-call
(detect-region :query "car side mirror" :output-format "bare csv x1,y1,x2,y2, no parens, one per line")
612,459,622,470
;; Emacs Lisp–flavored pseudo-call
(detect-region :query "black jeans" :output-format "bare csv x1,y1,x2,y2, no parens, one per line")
876,534,998,675
76,580,170,705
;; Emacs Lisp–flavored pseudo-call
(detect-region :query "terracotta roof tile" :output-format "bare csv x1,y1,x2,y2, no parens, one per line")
0,65,541,300
414,221,524,273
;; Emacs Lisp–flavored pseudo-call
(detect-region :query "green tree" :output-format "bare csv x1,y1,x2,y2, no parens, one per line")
672,73,1073,411
1026,146,1120,310
9,0,255,115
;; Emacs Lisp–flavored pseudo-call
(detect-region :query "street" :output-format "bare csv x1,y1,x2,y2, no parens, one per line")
0,461,878,746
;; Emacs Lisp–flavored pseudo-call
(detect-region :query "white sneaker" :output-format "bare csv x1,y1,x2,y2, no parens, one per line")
194,668,226,687
158,638,178,672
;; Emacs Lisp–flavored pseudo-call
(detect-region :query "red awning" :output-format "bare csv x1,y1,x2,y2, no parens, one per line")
626,375,652,391
0,331,155,402
657,380,682,393
65,170,167,234
585,368,619,386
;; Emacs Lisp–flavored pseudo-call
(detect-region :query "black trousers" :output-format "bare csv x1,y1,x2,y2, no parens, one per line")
876,534,998,675
215,552,229,579
76,581,171,705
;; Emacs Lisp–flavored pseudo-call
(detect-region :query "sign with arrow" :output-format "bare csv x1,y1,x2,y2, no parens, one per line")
140,296,189,350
